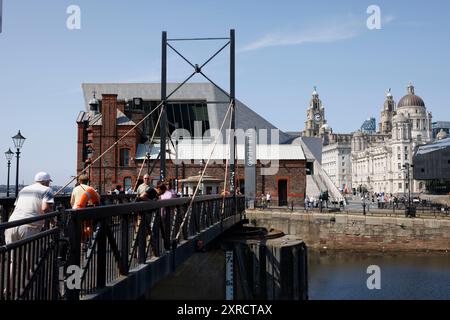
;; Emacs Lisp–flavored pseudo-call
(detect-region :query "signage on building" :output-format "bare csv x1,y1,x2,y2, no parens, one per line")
245,129,256,207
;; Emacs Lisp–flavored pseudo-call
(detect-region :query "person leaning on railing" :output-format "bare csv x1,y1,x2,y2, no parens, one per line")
4,172,54,244
70,174,100,209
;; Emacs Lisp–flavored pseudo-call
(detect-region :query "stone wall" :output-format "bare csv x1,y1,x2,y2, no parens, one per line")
246,210,450,251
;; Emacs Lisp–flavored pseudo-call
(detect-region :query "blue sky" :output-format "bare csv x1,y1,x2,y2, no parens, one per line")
0,0,449,185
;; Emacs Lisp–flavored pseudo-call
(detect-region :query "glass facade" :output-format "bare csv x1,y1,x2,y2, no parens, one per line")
139,100,210,139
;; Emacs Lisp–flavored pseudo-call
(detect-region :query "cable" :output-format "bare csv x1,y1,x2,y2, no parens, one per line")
175,101,233,241
55,101,164,196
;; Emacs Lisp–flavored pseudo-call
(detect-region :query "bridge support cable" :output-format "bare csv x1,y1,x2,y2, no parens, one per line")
56,60,199,196
132,107,164,192
175,102,233,241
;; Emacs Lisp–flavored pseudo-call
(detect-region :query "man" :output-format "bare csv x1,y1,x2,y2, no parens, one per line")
136,174,152,195
266,192,271,207
70,174,100,209
137,184,161,201
5,172,54,244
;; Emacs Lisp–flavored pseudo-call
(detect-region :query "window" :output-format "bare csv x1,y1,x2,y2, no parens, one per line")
120,148,130,167
398,154,401,160
342,162,345,167
124,177,132,190
342,169,345,173
398,163,401,170
398,183,402,189
405,153,408,160
166,102,210,136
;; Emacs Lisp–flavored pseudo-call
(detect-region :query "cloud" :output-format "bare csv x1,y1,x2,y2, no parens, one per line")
240,14,395,52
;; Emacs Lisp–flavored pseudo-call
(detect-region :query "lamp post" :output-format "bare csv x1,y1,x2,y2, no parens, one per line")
5,148,14,197
12,130,26,197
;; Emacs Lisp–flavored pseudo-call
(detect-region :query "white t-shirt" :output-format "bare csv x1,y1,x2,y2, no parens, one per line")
9,183,54,223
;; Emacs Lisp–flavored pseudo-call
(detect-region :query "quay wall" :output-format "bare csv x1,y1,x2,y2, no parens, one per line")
246,210,450,252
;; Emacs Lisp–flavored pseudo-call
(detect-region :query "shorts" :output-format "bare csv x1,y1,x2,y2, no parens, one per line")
4,224,41,244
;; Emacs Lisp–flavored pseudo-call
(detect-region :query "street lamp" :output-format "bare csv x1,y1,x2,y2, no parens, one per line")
12,130,26,197
4,148,14,197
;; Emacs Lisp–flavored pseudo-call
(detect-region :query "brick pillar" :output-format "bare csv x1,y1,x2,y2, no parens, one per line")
101,94,118,192
76,121,85,175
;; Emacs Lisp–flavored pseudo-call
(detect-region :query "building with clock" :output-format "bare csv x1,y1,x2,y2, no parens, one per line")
303,87,327,137
301,88,353,192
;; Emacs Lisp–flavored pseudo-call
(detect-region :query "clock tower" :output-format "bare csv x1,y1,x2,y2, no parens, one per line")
304,86,326,137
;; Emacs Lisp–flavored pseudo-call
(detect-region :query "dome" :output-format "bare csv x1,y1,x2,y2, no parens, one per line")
397,82,425,108
386,88,393,98
89,97,99,105
436,129,448,140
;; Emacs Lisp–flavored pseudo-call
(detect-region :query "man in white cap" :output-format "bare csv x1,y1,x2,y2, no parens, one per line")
4,171,55,243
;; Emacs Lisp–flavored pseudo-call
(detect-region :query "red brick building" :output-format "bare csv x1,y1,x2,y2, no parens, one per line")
76,83,307,205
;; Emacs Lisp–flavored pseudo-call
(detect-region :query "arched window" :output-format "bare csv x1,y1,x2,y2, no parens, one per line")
124,177,132,191
120,148,130,167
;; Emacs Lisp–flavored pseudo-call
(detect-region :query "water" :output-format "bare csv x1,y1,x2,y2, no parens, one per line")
308,250,450,300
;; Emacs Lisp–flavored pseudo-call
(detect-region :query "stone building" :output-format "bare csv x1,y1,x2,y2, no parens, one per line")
302,88,353,192
351,83,432,194
76,83,307,205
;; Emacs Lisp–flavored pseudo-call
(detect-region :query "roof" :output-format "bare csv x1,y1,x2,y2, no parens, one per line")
415,137,450,155
81,83,292,144
398,94,425,108
135,141,306,161
180,175,223,183
76,109,135,126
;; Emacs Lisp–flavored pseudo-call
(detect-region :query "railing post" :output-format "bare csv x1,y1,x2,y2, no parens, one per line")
121,214,129,275
66,212,81,300
96,219,107,289
138,212,147,263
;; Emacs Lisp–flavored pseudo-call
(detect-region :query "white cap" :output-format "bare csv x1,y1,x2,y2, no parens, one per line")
35,172,52,182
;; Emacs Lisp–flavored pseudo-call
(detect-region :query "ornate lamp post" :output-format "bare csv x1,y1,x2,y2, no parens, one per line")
4,148,14,197
12,130,26,197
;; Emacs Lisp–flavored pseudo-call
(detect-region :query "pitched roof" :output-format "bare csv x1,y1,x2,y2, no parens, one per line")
76,109,135,126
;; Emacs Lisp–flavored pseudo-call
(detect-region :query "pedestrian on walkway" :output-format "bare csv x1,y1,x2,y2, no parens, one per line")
136,174,152,195
5,172,54,244
266,192,271,208
71,174,100,209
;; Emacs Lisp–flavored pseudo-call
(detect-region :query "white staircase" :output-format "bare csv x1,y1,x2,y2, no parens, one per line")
306,175,321,199
301,139,346,205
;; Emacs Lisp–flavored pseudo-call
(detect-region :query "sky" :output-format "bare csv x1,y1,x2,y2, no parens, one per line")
0,0,449,186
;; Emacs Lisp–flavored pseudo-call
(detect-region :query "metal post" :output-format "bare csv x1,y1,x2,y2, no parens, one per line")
146,152,151,175
6,160,11,197
175,123,179,194
160,31,167,182
229,29,236,195
15,149,20,197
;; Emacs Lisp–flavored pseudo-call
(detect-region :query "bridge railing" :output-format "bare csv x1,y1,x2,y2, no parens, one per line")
0,194,137,225
0,212,61,300
64,195,244,299
0,195,244,300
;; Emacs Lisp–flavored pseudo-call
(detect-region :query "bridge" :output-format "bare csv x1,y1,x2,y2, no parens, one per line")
0,194,245,300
